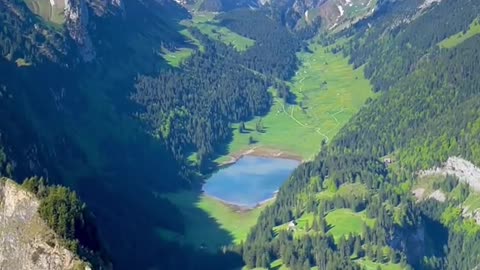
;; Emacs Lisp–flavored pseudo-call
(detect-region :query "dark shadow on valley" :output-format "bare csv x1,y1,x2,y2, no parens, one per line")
74,13,243,268
73,131,243,270
2,2,244,269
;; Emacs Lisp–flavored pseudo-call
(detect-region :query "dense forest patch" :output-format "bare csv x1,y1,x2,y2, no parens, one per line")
134,10,301,171
21,177,107,267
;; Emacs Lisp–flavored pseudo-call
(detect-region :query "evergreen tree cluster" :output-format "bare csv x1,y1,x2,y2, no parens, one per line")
133,13,301,169
21,177,107,268
243,0,480,269
0,0,67,63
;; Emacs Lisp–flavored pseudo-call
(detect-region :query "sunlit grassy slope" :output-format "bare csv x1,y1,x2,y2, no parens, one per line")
188,13,255,51
162,47,195,67
218,40,374,162
195,22,255,51
325,209,375,240
273,208,374,241
161,12,255,67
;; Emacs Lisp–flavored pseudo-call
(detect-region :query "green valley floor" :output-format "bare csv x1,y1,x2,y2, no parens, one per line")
160,33,375,255
216,39,374,162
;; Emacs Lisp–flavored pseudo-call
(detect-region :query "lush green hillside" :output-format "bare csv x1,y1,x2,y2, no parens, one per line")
155,9,374,254
186,13,255,51
243,0,480,270
135,10,305,256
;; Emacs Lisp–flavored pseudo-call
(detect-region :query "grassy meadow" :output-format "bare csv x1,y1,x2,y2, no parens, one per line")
195,22,255,51
187,12,255,52
159,20,377,264
162,47,194,67
273,208,374,242
325,209,375,240
161,12,255,67
218,40,374,162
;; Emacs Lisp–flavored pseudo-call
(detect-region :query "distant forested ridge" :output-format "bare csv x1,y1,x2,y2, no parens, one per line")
243,0,480,269
346,0,480,92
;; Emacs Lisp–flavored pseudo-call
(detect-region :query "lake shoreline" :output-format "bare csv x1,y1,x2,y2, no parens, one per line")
202,190,278,213
204,148,301,212
218,147,303,169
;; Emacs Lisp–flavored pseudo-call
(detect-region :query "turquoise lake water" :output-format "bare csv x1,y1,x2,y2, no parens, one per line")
203,156,300,208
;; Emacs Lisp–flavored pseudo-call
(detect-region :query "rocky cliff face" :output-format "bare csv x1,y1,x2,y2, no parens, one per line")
419,156,480,224
251,0,377,30
15,0,125,62
64,0,127,62
86,0,125,16
65,0,96,62
0,178,89,270
262,0,441,30
420,157,480,192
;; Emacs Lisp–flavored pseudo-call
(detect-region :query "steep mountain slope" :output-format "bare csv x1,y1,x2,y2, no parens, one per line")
243,0,480,269
1,0,313,269
0,0,233,269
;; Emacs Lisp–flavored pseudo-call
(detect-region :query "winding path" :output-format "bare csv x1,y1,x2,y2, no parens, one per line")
279,101,330,142
282,58,334,142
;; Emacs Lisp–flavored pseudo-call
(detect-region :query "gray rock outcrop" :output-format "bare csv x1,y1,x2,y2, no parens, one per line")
65,0,96,62
419,156,480,192
0,178,89,270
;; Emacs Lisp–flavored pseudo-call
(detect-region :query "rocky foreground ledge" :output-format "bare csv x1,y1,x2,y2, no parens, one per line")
0,178,90,270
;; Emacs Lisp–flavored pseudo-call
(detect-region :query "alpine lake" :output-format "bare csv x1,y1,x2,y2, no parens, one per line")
203,156,300,208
